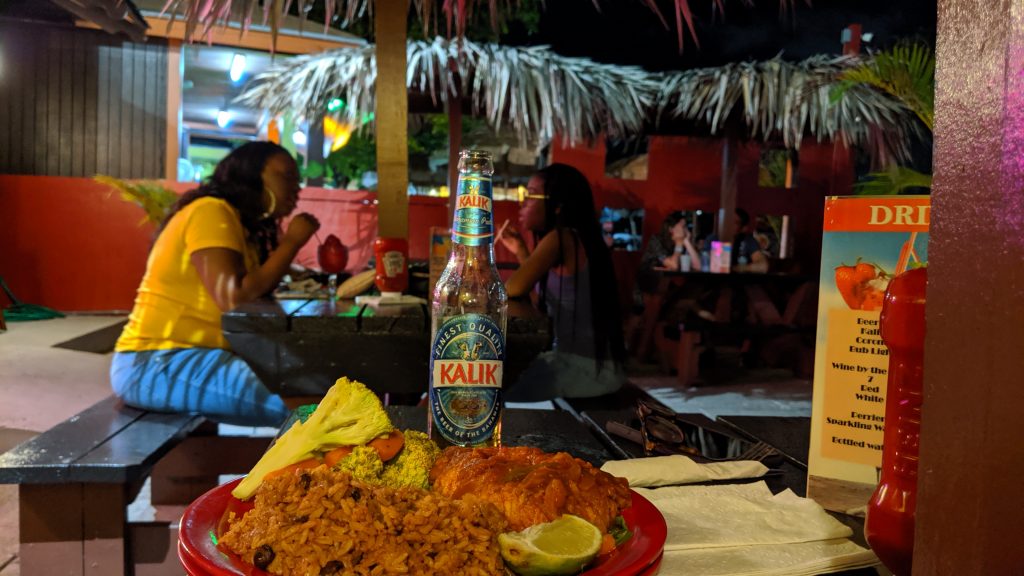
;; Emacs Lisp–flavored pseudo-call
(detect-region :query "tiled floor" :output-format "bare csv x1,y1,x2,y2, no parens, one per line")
0,315,813,576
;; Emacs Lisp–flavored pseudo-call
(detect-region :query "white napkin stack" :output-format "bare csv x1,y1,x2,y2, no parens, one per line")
602,457,878,576
601,455,768,487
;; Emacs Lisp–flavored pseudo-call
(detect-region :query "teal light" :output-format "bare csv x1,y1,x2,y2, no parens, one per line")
327,98,344,112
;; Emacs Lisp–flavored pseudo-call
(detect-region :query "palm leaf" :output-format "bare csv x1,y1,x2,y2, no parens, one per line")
853,166,932,196
95,175,178,226
831,42,934,131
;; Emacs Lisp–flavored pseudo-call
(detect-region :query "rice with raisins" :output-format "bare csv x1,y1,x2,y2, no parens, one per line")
220,466,508,575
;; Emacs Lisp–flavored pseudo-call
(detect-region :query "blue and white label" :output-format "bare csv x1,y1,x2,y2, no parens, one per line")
429,313,504,445
452,174,494,246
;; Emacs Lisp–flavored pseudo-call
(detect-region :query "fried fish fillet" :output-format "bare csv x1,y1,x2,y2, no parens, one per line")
429,446,632,532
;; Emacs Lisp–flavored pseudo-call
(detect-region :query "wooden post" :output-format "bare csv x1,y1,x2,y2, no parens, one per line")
718,138,738,241
447,93,463,223
915,1,1024,573
374,0,409,239
307,113,325,187
841,23,862,56
164,39,182,181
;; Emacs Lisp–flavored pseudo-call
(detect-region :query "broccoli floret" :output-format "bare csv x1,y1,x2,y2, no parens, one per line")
232,377,393,500
379,430,442,490
335,446,384,483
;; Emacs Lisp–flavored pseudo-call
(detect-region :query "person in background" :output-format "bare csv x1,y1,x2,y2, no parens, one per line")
730,208,770,273
639,211,702,281
498,164,627,401
110,142,320,427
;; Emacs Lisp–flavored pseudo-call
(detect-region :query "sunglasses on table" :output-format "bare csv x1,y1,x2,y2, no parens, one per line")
608,400,780,463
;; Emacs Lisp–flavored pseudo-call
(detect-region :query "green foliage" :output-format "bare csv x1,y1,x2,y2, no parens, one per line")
854,166,933,196
95,175,177,226
833,42,935,132
325,131,377,186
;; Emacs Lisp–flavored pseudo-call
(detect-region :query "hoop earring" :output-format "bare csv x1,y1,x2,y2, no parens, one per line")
261,187,277,220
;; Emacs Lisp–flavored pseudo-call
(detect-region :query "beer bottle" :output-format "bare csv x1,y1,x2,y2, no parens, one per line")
428,150,508,447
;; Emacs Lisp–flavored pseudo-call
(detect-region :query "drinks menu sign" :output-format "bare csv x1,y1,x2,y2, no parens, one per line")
807,196,929,513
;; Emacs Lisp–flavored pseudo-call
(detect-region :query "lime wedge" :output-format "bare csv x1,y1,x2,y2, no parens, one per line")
498,515,603,576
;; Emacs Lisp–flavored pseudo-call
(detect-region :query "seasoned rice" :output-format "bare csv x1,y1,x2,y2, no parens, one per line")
220,466,508,575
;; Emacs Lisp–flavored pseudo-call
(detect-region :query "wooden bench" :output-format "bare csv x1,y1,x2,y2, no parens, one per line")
0,395,271,575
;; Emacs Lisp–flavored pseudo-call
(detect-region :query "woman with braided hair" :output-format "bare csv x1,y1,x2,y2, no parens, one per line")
111,142,319,426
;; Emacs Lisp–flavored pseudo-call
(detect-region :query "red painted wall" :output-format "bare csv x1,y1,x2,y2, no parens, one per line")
551,135,854,276
1,140,849,311
0,176,521,311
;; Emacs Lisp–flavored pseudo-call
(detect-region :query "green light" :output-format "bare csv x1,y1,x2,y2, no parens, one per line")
327,98,344,112
209,529,218,546
361,112,375,124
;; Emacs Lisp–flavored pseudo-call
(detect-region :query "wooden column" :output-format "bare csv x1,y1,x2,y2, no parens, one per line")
915,1,1024,573
164,39,182,180
447,94,463,223
718,138,738,240
374,0,409,239
307,113,325,187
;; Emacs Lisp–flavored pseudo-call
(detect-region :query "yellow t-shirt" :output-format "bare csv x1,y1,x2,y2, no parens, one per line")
116,197,259,352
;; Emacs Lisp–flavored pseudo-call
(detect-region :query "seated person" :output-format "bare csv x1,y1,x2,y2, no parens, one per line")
110,142,320,427
639,211,702,289
707,208,770,273
499,164,627,401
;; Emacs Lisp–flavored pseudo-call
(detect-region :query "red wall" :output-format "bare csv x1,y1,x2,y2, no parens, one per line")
551,135,854,276
0,176,521,311
1,140,850,312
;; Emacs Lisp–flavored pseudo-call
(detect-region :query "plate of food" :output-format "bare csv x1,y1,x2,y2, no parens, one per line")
178,378,667,576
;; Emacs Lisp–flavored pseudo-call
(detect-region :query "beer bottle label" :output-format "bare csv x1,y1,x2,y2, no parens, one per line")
452,173,494,246
429,313,504,445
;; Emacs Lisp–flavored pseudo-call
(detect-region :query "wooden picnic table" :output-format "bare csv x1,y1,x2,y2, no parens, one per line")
223,297,551,400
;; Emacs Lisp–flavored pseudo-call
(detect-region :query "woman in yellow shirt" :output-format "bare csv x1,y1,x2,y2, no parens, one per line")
110,142,319,426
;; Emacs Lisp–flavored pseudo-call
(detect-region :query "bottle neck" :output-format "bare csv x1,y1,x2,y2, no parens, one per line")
451,171,494,249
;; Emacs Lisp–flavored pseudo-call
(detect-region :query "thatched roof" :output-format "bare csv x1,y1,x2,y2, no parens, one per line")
237,37,661,147
658,55,925,163
237,38,924,162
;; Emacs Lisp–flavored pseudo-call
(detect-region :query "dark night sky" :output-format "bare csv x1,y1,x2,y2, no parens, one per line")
505,0,937,71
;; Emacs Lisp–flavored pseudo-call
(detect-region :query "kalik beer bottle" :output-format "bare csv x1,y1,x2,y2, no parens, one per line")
428,150,508,447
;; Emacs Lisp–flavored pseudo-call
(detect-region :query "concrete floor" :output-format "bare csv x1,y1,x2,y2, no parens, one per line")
0,315,813,576
0,315,126,576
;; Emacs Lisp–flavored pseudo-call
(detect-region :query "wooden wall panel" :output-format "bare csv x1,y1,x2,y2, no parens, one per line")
0,23,167,178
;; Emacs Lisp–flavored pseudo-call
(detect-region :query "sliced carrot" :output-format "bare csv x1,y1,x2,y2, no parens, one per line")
264,458,320,480
598,533,616,556
323,445,354,468
369,429,405,462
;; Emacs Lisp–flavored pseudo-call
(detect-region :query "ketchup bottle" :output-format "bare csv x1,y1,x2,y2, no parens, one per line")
865,266,927,576
374,237,409,295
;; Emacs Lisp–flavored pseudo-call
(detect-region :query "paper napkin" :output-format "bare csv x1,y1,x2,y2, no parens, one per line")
600,454,768,487
628,480,878,576
633,482,853,550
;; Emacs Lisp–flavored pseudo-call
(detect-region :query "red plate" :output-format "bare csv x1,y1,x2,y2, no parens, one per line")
179,478,666,576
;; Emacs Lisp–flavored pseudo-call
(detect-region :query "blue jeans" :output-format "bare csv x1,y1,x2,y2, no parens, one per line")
110,348,290,427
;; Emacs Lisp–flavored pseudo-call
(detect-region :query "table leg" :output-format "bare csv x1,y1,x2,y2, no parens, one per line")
20,483,129,576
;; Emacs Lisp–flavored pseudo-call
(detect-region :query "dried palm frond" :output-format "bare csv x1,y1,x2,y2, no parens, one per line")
237,36,661,147
657,54,924,165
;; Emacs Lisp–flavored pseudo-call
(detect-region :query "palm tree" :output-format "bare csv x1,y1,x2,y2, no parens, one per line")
832,42,935,194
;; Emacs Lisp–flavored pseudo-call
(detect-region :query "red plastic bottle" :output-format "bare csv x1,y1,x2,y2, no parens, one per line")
374,237,409,295
865,266,927,576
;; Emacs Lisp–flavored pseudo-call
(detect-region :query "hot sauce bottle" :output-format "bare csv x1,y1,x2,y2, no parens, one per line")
865,266,927,576
428,150,508,448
